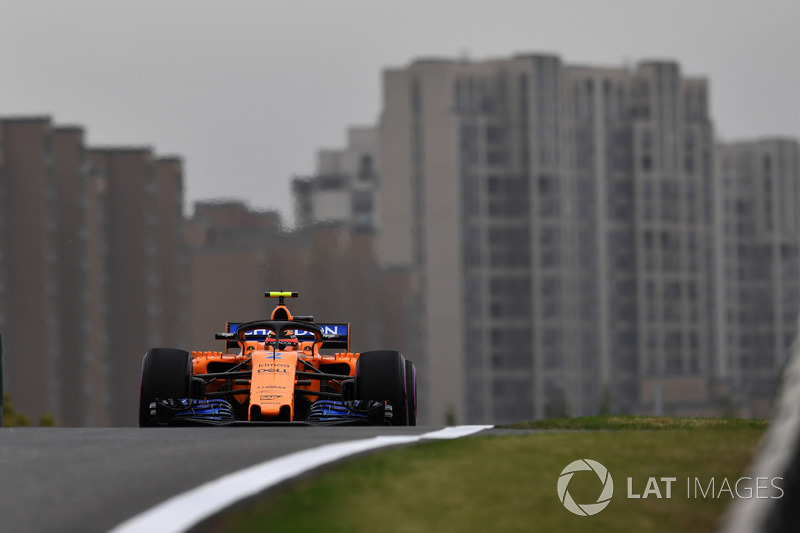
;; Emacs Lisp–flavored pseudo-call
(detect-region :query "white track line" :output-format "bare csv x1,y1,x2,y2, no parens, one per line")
421,425,493,439
109,426,493,533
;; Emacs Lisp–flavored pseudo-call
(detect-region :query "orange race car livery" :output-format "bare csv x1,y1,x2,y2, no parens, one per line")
139,291,417,427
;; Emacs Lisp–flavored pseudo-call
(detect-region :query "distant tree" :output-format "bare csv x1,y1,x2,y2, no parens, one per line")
2,394,56,427
598,384,612,417
545,389,572,419
444,406,457,426
3,394,31,427
718,394,738,419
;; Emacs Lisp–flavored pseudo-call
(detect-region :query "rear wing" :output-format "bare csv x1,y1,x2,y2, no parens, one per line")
226,322,350,351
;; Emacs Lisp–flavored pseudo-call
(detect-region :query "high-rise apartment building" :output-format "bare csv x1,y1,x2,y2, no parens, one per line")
53,125,90,425
0,115,186,426
185,201,282,351
154,156,189,349
87,148,186,426
293,126,379,232
80,163,111,426
287,125,428,416
378,55,719,424
0,117,63,422
716,139,800,417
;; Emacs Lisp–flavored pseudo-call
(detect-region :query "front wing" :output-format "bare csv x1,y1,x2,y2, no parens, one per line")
144,398,390,427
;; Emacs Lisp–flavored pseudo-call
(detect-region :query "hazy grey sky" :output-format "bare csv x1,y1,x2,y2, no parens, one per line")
2,1,798,226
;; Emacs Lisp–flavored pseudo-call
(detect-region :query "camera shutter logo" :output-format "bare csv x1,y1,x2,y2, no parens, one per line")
557,459,614,516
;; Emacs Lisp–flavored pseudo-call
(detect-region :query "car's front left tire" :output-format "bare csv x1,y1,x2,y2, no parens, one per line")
139,348,192,427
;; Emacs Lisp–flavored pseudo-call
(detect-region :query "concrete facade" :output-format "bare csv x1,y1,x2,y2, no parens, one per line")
0,116,185,426
80,166,111,426
53,126,89,425
377,55,735,424
716,138,800,417
0,117,62,422
154,157,189,350
293,126,379,232
185,201,282,351
88,149,154,425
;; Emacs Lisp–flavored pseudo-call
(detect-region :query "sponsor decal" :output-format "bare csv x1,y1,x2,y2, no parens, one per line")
256,362,291,369
259,385,286,390
321,326,346,336
259,395,281,402
229,324,348,340
257,367,289,374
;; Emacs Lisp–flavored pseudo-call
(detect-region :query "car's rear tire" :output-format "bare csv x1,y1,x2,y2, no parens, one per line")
405,360,417,426
356,350,408,426
139,348,192,427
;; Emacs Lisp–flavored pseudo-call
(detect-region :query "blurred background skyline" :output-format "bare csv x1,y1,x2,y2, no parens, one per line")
1,0,799,427
2,0,798,225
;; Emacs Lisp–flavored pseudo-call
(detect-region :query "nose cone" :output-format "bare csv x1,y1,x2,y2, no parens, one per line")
249,349,298,421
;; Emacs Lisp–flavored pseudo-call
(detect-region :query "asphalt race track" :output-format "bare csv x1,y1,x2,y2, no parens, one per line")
0,426,485,533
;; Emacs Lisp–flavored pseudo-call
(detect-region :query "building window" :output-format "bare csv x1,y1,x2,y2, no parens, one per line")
411,79,422,115
352,190,373,214
358,155,373,181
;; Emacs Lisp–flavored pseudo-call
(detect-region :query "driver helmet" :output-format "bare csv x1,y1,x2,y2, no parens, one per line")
265,331,299,351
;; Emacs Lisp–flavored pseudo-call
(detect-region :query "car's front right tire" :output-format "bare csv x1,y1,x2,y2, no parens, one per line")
405,359,417,426
356,350,409,426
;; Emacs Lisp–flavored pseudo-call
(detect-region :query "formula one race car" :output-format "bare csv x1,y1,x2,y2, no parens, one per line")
139,291,417,427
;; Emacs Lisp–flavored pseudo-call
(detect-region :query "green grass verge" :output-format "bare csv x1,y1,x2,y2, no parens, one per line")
505,414,770,431
214,418,767,533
